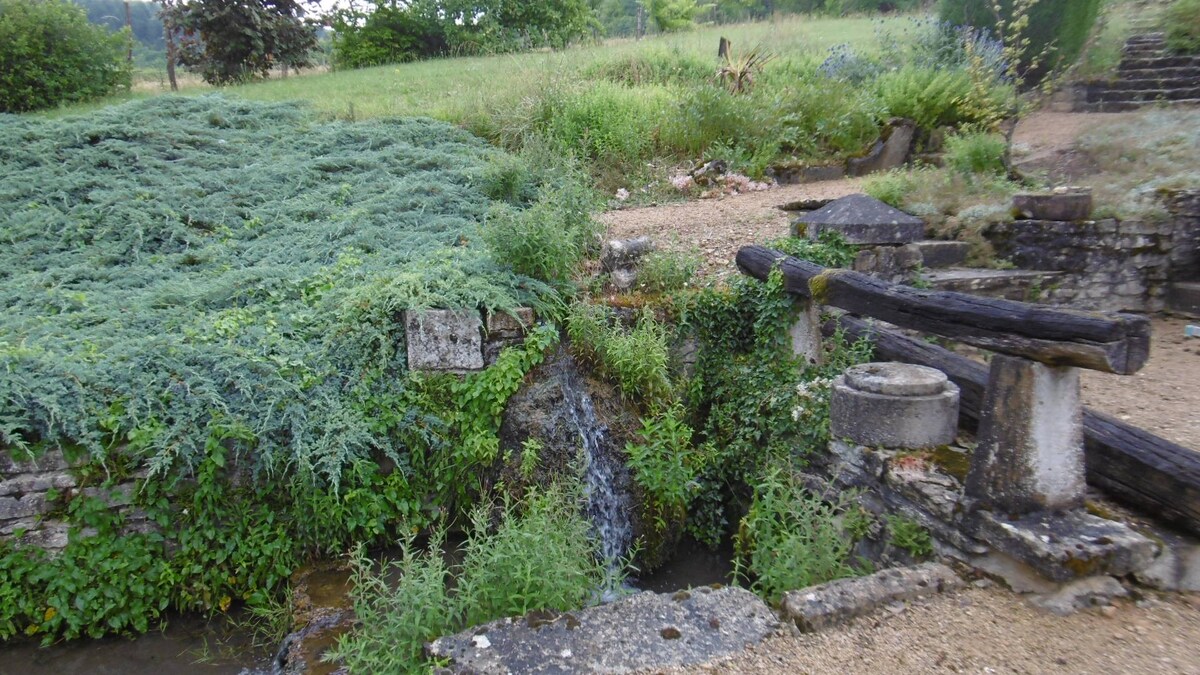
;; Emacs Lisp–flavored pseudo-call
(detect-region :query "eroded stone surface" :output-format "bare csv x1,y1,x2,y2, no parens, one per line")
844,362,948,397
968,509,1158,583
427,586,783,674
405,309,484,372
781,563,963,632
966,356,1085,514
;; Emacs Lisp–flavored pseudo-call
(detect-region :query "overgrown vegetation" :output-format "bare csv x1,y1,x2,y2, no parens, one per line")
327,484,609,673
0,97,593,642
0,0,132,112
1166,0,1200,54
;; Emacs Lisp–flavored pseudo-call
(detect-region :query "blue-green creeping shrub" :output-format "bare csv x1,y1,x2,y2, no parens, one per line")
0,326,561,644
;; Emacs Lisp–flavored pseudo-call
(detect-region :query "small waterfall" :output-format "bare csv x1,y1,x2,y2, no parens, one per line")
559,366,633,573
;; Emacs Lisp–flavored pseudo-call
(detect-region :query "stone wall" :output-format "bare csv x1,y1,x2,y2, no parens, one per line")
984,218,1172,313
0,451,148,552
1162,188,1200,282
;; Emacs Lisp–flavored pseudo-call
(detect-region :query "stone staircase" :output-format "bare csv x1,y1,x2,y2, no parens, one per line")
1078,33,1200,112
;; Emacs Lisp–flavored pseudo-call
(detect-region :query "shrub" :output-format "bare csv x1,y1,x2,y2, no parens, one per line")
736,466,860,604
328,485,608,672
456,486,608,626
939,0,1103,82
863,168,923,207
636,250,702,294
585,48,713,87
543,82,669,165
1166,0,1200,54
566,304,673,408
0,0,131,112
944,131,1009,176
484,192,586,284
875,66,1009,130
625,405,697,527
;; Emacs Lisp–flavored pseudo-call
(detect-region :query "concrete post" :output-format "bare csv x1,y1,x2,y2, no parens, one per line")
965,355,1085,514
789,299,823,365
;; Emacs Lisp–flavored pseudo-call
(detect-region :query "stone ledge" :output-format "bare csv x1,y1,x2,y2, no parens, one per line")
780,563,963,632
967,510,1159,582
428,586,784,674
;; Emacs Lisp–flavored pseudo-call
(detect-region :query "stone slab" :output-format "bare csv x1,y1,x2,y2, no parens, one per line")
405,309,484,372
844,362,947,397
913,241,970,269
847,119,916,178
427,586,783,674
1012,192,1093,221
794,194,925,245
967,509,1158,583
781,563,963,632
0,471,76,497
485,308,534,336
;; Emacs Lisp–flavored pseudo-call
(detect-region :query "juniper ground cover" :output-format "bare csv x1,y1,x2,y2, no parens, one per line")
0,96,550,480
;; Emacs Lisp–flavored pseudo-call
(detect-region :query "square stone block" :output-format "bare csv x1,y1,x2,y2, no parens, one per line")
405,309,484,372
485,307,534,336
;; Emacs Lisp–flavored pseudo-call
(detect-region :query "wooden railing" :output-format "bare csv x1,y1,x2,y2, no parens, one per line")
737,245,1199,535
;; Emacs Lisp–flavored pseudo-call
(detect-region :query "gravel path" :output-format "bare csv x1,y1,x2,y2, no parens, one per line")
600,178,864,282
666,587,1200,674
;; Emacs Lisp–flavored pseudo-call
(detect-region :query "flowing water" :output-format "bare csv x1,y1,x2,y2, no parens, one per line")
558,362,634,574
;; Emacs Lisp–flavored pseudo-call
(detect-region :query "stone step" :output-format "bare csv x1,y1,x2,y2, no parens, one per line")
1168,281,1200,317
1088,87,1200,103
1078,98,1200,112
923,268,1064,302
1120,55,1200,70
1101,76,1200,91
1117,66,1200,80
1125,32,1165,43
913,240,971,269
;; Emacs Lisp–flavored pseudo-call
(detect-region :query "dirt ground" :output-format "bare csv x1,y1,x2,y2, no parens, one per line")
668,587,1200,674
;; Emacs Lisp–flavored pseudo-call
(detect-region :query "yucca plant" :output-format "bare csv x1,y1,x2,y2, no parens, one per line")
715,40,776,95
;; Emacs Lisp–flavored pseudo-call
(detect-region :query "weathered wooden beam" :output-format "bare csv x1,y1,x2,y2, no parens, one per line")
737,245,1150,374
826,314,1200,536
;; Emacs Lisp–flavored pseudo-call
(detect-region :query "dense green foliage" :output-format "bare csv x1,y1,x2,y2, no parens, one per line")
0,326,560,642
328,0,599,68
938,0,1103,81
327,485,610,673
0,97,558,484
566,304,674,408
735,466,861,603
74,0,164,49
944,131,1009,176
1166,0,1200,54
0,0,132,112
162,0,318,84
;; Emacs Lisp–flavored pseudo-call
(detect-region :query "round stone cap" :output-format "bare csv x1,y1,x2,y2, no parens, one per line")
843,362,947,396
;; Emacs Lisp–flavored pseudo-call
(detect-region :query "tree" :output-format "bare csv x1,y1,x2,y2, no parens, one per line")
160,0,319,85
0,0,132,112
646,0,713,32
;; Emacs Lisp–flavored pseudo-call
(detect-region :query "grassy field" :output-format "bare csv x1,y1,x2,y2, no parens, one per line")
84,15,902,120
40,12,1030,196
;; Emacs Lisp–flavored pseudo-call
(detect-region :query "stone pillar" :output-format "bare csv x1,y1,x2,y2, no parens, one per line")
965,355,1085,514
830,362,959,449
789,299,823,365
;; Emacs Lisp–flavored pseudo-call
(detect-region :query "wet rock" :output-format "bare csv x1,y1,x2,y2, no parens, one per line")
427,586,783,674
780,563,963,632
